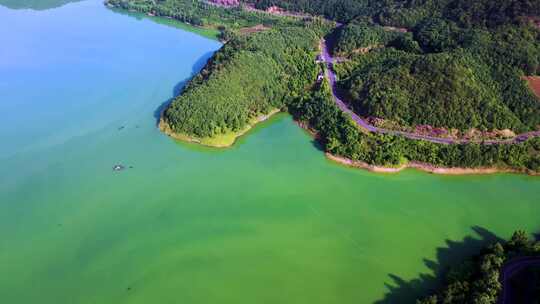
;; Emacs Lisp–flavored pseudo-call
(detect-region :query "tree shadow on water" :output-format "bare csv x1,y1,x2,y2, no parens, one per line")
153,79,189,124
375,226,504,304
191,51,215,75
153,51,215,125
311,139,325,152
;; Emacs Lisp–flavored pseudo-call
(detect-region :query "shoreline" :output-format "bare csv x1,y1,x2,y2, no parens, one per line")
159,109,280,148
105,2,222,41
291,120,540,176
110,3,538,176
325,153,538,176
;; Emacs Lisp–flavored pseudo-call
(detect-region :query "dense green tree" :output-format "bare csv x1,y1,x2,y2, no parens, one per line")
417,231,540,304
333,22,402,55
163,23,329,138
414,18,461,52
335,17,540,133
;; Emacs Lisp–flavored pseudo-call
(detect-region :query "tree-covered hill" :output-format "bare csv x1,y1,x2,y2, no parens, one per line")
162,21,329,140
246,0,540,27
341,50,527,132
108,0,540,136
245,0,540,133
332,12,540,133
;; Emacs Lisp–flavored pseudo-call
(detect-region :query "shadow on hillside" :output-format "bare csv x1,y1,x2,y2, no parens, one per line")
323,25,342,57
153,51,215,124
375,226,504,304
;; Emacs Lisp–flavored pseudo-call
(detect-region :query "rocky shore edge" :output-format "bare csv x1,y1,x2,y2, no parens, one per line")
326,153,539,176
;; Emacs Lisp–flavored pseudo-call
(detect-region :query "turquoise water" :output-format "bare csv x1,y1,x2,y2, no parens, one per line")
0,0,83,10
1,1,539,303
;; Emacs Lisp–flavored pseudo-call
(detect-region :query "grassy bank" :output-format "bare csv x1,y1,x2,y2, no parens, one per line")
159,109,280,147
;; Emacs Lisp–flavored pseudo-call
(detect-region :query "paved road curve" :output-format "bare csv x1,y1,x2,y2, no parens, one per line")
320,39,540,145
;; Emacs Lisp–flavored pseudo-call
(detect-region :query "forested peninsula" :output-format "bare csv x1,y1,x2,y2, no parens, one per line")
106,0,540,175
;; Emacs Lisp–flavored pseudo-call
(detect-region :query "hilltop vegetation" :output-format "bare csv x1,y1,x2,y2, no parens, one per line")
245,0,372,22
332,23,403,55
245,0,540,133
162,23,328,140
332,16,540,133
246,0,540,27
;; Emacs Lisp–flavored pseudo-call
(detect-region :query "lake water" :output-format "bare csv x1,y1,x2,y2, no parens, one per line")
1,1,539,303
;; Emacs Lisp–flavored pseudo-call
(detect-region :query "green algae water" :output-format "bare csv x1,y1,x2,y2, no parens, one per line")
0,1,539,303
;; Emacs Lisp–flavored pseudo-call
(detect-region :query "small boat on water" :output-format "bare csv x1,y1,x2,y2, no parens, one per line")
113,165,125,171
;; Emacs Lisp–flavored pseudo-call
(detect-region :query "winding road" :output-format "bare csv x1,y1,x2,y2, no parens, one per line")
320,39,540,145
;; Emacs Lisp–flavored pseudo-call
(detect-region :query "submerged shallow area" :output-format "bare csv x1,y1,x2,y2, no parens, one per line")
0,1,539,303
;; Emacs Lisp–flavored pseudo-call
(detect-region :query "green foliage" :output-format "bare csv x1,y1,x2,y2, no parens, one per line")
377,1,446,29
164,24,326,138
464,25,540,129
333,22,402,55
388,33,422,53
289,83,372,162
417,231,540,304
340,49,531,132
106,0,302,31
337,19,540,133
376,0,540,29
246,0,540,28
326,0,539,134
414,18,462,52
245,0,372,23
444,0,540,28
293,82,540,172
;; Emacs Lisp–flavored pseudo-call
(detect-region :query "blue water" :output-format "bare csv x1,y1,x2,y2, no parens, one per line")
0,0,218,160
